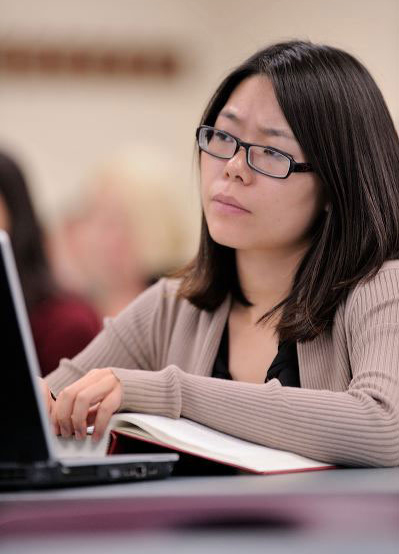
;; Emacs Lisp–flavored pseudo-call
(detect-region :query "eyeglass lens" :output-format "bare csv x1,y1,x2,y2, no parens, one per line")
198,127,290,178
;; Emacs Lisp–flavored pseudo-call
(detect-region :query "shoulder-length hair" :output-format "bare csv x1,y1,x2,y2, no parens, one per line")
177,40,399,342
0,152,56,311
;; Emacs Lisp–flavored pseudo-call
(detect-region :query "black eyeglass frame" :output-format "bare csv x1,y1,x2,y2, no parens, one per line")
196,125,313,179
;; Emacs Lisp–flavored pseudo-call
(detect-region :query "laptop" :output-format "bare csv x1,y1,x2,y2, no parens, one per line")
0,230,178,490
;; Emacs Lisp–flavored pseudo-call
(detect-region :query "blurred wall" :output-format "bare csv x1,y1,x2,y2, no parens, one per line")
0,0,397,260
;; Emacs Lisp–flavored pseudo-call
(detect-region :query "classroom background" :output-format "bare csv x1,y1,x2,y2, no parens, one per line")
0,0,397,318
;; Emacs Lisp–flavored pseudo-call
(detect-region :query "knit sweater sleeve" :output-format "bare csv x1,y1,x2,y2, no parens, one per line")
45,279,172,394
176,267,399,468
46,270,399,467
105,267,398,468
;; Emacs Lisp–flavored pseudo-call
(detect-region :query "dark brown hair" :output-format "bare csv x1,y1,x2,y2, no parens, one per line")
0,151,57,311
177,40,399,342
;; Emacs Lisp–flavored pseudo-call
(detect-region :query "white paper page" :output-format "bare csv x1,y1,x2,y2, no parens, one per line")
112,413,330,472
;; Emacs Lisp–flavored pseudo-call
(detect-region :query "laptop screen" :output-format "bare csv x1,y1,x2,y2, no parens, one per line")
0,237,51,464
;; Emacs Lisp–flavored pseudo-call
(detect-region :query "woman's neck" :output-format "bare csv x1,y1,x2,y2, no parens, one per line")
234,245,307,323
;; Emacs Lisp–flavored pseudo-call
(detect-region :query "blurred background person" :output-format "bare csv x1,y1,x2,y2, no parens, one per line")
0,151,101,376
49,144,195,317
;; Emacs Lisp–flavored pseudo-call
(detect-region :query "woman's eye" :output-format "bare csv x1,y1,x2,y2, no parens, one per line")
264,149,284,159
215,132,232,142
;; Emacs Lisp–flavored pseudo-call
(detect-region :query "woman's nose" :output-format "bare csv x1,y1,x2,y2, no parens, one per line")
223,147,253,185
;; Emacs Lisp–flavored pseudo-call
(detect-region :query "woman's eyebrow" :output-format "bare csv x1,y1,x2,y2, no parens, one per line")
261,127,295,140
218,110,295,140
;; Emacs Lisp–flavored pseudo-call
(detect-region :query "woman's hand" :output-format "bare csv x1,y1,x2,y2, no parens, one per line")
53,368,122,442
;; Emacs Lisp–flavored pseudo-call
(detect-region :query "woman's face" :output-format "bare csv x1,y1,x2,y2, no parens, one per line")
0,194,10,232
200,75,325,255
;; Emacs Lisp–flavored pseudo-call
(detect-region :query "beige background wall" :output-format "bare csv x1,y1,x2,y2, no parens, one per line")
0,0,397,259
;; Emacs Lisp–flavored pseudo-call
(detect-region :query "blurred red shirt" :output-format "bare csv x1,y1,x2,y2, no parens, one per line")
29,295,102,377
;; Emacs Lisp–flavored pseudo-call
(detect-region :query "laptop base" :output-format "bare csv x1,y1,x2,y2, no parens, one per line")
0,457,176,491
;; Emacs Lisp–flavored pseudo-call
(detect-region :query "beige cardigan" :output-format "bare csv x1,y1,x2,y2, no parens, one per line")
47,261,399,467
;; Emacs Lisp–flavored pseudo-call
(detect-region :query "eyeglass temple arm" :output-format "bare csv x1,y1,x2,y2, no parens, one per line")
293,162,313,173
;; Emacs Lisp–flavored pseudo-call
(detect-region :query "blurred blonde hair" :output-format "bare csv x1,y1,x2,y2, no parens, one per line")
77,142,197,276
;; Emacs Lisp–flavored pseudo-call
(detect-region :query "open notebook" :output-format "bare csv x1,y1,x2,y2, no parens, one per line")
57,412,335,475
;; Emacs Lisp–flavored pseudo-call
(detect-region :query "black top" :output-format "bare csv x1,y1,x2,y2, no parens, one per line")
211,325,300,387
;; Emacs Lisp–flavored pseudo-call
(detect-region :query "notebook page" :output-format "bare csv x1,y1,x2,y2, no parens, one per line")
112,413,330,472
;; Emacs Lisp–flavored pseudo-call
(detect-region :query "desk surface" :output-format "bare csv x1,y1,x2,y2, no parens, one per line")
0,468,399,532
1,468,398,553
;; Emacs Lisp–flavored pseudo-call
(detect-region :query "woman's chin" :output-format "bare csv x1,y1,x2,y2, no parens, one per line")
209,228,250,250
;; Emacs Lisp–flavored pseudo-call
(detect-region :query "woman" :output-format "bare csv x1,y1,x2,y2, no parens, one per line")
0,152,102,375
43,41,399,467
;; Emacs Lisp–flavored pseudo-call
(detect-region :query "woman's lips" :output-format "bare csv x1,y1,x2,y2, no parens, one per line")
212,193,251,214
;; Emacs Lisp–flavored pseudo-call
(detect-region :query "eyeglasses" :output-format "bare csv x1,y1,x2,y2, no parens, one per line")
196,125,313,179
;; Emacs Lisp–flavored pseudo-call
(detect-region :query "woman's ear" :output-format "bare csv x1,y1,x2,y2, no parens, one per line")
324,203,331,213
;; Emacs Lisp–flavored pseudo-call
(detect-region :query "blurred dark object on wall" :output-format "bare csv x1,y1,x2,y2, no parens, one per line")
0,40,183,78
